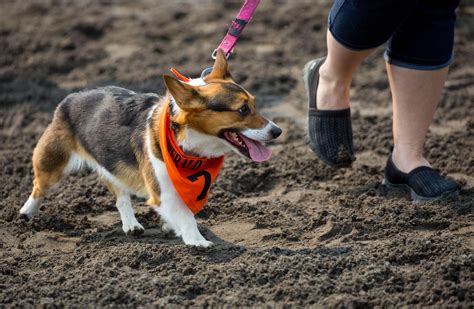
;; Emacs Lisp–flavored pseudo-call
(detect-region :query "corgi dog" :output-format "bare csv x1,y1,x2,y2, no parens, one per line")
19,50,282,247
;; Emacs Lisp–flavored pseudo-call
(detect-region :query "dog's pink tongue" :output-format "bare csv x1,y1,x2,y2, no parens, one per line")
239,134,272,162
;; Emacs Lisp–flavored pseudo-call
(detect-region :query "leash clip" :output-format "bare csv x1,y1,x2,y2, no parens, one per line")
211,49,231,60
200,67,213,79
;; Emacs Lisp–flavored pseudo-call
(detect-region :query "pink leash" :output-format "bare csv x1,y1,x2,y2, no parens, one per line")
171,0,260,79
212,0,261,59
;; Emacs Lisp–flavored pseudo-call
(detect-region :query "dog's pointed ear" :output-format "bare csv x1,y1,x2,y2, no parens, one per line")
205,49,232,81
163,75,204,110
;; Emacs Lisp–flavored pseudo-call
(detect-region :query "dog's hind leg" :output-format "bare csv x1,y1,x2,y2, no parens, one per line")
20,119,75,219
105,182,144,236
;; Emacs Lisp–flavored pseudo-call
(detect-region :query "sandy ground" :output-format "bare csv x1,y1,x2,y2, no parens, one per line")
0,0,473,307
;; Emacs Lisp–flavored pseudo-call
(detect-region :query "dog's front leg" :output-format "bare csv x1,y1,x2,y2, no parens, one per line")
149,155,212,247
157,189,213,247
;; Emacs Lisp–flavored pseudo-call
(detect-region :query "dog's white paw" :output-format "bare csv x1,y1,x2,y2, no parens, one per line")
122,221,145,236
182,234,213,247
20,196,41,219
187,239,213,247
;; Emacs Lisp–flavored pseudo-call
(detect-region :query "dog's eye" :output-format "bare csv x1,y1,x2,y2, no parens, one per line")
238,103,250,116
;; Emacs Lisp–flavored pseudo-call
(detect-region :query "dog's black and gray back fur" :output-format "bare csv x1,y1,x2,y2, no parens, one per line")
57,86,159,172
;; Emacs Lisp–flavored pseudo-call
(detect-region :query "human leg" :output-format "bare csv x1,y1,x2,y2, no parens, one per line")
305,0,415,167
316,31,373,111
388,65,448,173
383,0,461,200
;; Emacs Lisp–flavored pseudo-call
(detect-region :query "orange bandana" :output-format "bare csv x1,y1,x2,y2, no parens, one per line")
159,97,224,214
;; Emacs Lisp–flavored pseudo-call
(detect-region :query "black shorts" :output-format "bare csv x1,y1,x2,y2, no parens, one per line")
328,0,461,70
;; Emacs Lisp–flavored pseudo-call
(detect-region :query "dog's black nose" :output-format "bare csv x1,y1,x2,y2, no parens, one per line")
271,126,282,139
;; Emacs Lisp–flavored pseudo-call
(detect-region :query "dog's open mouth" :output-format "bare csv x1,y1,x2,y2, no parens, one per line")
222,131,272,162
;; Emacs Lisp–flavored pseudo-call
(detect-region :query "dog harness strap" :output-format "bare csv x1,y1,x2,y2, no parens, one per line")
159,96,224,214
215,0,261,58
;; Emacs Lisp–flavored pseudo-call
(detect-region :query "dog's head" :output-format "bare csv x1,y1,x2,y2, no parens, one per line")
162,49,282,162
